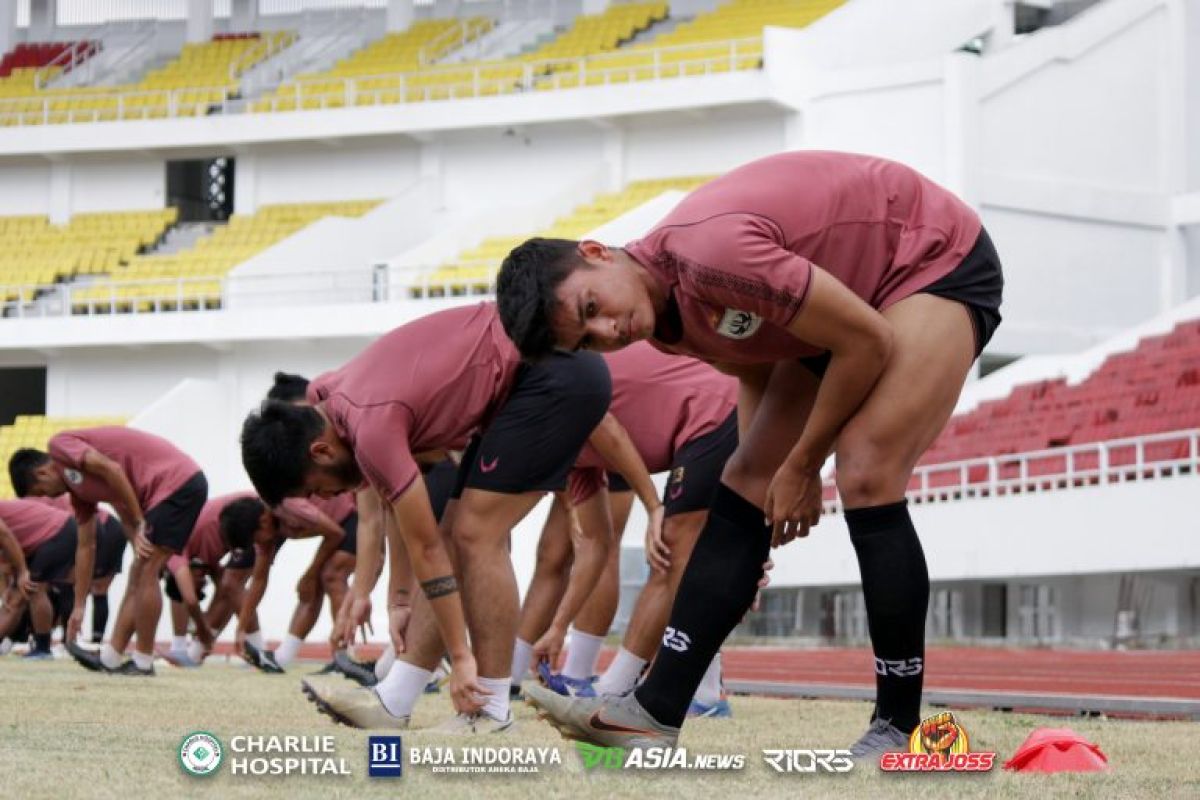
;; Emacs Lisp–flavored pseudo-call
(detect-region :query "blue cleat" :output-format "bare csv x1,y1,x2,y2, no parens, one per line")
687,697,733,718
22,649,54,661
536,660,597,698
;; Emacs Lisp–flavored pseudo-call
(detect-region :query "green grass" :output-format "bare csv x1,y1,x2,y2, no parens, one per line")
2,658,1197,800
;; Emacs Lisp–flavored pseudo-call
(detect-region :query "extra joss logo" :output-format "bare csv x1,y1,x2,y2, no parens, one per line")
879,713,996,772
179,731,224,777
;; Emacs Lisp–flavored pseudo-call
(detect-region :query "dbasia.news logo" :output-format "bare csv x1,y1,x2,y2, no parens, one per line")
879,712,996,772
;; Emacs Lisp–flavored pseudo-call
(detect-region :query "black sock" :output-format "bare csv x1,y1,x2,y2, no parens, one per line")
846,500,929,733
635,484,770,728
33,633,51,653
91,594,110,643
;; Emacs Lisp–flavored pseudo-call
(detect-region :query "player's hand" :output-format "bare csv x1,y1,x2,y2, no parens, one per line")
448,652,488,715
764,461,823,547
644,506,670,573
643,504,667,571
66,607,84,642
758,558,774,589
334,590,371,648
16,569,36,598
296,572,319,603
388,604,411,655
532,623,567,669
133,526,155,560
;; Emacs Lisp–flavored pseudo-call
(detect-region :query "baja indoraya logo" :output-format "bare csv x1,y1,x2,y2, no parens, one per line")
879,712,996,772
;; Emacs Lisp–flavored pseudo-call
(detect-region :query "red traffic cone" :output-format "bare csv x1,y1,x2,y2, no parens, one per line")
1003,728,1109,773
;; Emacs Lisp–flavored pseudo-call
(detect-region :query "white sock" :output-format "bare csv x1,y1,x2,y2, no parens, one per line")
186,640,205,663
694,652,724,706
595,647,647,696
376,660,433,718
132,650,154,670
375,646,396,681
562,628,604,681
429,660,448,682
0,637,13,656
275,633,303,666
479,675,511,721
246,630,265,650
100,643,122,670
510,638,534,688
172,636,187,651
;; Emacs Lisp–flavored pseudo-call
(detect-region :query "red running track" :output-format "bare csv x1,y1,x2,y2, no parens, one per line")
244,643,1200,701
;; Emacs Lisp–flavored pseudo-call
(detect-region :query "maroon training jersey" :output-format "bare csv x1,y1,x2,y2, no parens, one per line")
0,498,70,555
626,151,981,364
569,343,736,503
166,491,256,574
48,426,201,522
307,303,522,502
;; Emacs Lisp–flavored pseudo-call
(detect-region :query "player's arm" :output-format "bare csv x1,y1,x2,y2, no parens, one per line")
66,514,97,641
292,510,344,602
171,560,215,648
78,450,150,557
388,475,485,714
585,412,665,548
0,521,32,597
333,489,384,647
235,540,273,647
533,490,609,665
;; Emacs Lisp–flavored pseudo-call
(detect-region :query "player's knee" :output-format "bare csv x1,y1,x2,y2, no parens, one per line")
719,449,773,506
450,508,507,553
835,439,908,508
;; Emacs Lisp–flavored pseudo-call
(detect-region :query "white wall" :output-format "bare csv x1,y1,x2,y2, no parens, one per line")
622,107,788,183
45,344,220,417
68,157,165,212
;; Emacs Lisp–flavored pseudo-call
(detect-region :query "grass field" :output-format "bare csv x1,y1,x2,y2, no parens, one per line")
2,657,1198,800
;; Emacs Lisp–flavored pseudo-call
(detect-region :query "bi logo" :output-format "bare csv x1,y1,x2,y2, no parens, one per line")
368,735,404,778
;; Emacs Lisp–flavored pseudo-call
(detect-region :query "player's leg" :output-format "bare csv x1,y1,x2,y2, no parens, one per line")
833,293,975,750
89,575,114,644
567,485,634,673
513,493,573,691
205,567,250,636
91,517,126,644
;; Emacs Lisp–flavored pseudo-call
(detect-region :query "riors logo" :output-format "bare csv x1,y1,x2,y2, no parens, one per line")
879,713,996,772
714,309,762,339
179,731,224,776
64,468,84,485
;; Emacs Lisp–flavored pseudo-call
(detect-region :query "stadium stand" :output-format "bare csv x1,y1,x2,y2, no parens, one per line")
0,209,177,305
68,199,380,313
0,41,98,78
0,415,126,498
412,174,709,297
0,32,292,125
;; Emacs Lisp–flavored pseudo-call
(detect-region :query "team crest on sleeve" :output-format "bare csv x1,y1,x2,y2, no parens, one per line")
714,309,762,339
64,468,84,485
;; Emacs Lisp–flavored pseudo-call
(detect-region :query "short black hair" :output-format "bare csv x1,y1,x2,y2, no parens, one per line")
240,400,325,506
496,237,584,360
219,496,267,551
8,448,49,498
266,371,310,403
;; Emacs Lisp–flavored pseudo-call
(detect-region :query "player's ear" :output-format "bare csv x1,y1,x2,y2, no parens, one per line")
577,240,612,264
308,437,337,466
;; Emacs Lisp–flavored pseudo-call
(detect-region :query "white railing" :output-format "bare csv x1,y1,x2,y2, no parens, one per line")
821,429,1200,513
1,269,390,319
256,36,762,111
0,84,233,126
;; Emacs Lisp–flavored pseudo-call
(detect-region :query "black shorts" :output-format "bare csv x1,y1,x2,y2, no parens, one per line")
422,459,459,522
336,512,358,556
163,561,208,604
227,546,255,570
94,517,127,578
455,350,612,497
606,472,631,493
663,410,739,516
28,519,77,583
799,226,1004,377
145,471,208,554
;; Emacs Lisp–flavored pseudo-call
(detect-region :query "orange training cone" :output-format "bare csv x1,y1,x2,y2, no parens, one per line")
1003,727,1109,773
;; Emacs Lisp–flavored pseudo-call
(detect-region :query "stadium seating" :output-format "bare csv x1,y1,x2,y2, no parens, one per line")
0,209,177,304
0,33,291,126
0,40,97,78
414,174,708,296
253,19,492,111
68,199,380,314
0,415,126,498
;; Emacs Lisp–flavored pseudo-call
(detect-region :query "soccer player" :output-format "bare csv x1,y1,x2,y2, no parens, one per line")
9,427,208,676
495,150,1003,755
240,302,657,732
0,498,78,659
160,492,263,665
233,493,354,672
515,344,738,711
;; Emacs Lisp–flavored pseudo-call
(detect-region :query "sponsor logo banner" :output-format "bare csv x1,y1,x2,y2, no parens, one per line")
880,713,996,773
576,743,745,771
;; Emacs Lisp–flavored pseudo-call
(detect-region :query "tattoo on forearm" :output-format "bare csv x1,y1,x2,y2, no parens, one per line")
421,575,458,599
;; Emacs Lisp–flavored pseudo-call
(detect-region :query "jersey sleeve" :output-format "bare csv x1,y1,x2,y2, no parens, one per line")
47,432,91,471
663,212,814,329
276,498,326,532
